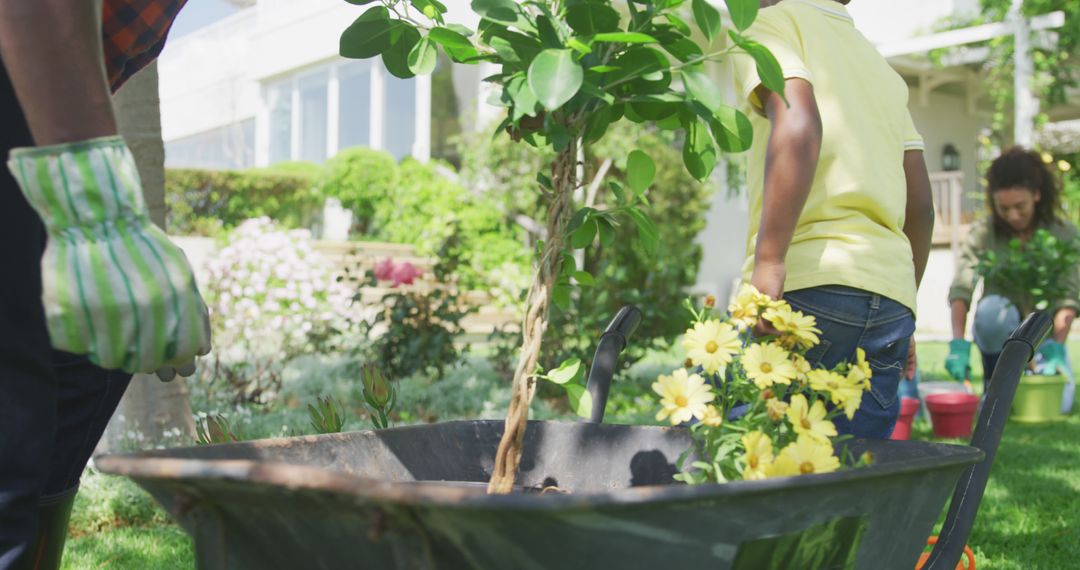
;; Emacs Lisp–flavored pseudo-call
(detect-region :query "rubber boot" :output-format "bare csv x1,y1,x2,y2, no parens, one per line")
10,486,77,570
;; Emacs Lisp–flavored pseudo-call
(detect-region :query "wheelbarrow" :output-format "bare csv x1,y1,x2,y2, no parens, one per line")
96,309,1052,569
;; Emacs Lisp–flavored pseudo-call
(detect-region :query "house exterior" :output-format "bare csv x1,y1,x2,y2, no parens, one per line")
157,0,1075,338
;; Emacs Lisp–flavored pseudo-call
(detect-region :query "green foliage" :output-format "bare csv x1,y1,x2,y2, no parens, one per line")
975,228,1080,314
355,233,475,381
546,123,714,370
165,166,320,236
315,147,400,233
360,363,397,428
308,395,348,434
195,414,242,445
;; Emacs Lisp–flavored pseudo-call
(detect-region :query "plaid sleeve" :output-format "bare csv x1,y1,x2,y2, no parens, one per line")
102,0,188,92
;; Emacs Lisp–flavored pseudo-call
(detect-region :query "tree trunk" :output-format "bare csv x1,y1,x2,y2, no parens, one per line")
487,139,578,493
104,61,197,450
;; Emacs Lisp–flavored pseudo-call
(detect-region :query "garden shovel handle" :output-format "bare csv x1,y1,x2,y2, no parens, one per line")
583,306,642,423
923,311,1052,570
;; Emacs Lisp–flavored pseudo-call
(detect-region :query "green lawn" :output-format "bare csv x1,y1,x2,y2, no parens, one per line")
61,341,1078,569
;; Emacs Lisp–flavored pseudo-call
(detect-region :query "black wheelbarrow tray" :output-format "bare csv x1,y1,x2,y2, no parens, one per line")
96,310,1052,569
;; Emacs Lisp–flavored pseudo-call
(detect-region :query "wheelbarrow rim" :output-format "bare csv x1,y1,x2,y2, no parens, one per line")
95,421,984,511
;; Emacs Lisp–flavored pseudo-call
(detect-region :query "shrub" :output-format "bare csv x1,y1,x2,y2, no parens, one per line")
314,148,399,234
165,165,320,235
202,218,357,404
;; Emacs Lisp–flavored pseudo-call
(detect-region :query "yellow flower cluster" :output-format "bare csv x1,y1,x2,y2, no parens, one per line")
653,284,879,482
740,431,840,479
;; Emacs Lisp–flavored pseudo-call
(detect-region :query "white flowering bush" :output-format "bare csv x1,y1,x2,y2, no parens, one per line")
203,217,358,403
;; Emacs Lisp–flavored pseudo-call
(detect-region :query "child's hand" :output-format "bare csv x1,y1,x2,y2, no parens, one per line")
751,261,786,337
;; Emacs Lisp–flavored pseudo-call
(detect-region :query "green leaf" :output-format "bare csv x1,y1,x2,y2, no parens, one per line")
506,74,539,120
627,150,656,194
725,0,759,31
711,105,754,152
567,207,593,234
567,37,593,55
548,358,582,384
597,217,615,246
583,107,612,142
552,283,571,310
571,219,598,249
345,0,379,4
566,4,621,36
682,64,724,112
381,25,422,79
537,16,562,49
692,0,722,43
682,120,717,180
471,0,523,26
340,7,395,59
665,13,692,36
590,65,619,73
528,49,584,110
562,252,576,274
564,383,594,418
407,37,437,75
664,38,703,63
609,180,627,205
428,27,473,50
573,270,595,286
627,208,659,256
593,32,657,44
734,33,786,100
579,81,615,105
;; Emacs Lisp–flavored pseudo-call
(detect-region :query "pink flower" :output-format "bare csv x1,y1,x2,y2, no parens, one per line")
374,258,395,281
390,261,422,287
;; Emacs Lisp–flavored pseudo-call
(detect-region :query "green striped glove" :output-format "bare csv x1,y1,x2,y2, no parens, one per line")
7,135,211,376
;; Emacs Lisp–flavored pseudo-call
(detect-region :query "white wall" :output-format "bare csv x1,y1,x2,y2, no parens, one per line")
847,0,980,44
909,88,986,199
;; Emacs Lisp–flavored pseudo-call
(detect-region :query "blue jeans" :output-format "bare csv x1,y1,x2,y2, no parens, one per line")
0,64,133,568
784,285,916,439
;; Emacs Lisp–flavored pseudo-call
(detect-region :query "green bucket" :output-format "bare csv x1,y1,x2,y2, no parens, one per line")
1011,374,1067,423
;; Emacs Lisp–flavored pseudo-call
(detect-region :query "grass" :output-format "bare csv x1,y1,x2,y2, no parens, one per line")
60,341,1078,569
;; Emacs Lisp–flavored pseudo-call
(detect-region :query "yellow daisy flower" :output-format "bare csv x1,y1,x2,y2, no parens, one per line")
846,348,873,390
807,369,864,420
786,394,838,444
700,405,724,427
766,398,789,422
771,435,840,476
742,343,797,389
652,368,715,425
741,431,775,480
683,319,740,375
791,353,812,380
728,283,771,331
762,305,822,350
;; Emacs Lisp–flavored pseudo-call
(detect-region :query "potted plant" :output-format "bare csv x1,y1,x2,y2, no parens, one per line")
976,228,1080,422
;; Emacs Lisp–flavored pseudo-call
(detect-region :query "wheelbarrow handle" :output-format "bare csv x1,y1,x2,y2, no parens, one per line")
583,306,642,424
923,311,1052,570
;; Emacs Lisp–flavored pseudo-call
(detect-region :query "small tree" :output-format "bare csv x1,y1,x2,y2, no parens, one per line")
340,0,781,493
975,228,1080,316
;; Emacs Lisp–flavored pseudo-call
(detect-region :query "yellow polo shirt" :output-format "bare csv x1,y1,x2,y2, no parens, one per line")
731,0,924,313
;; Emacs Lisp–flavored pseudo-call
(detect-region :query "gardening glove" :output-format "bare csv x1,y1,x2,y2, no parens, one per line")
7,135,211,376
945,339,972,381
1036,340,1069,376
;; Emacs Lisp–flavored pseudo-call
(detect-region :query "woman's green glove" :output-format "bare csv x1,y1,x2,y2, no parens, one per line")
7,136,211,375
945,339,972,381
1037,340,1068,375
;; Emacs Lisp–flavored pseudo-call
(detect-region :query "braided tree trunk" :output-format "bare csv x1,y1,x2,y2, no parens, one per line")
487,138,579,494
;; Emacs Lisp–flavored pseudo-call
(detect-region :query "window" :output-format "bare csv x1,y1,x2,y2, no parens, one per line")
261,61,421,165
165,120,255,170
298,72,329,162
338,61,371,150
268,83,292,164
383,74,417,160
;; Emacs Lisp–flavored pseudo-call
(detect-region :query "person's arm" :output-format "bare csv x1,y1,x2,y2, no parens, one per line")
0,0,117,145
749,78,822,302
902,150,934,288
951,299,970,339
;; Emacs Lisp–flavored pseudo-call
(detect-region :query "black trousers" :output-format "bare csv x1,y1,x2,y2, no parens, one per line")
0,56,132,568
